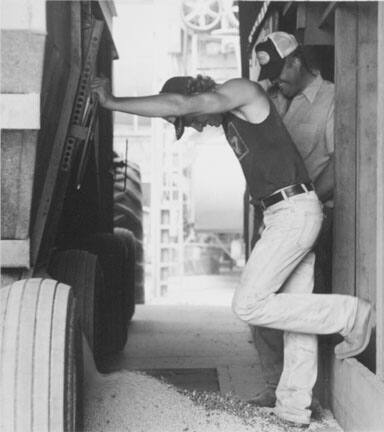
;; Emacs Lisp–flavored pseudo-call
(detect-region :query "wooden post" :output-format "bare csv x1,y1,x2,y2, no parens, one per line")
331,4,384,429
333,3,358,296
376,1,384,380
353,2,379,371
355,3,378,305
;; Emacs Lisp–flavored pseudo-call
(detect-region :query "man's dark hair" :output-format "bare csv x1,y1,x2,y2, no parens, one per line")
290,45,335,81
159,74,217,140
189,74,217,94
288,45,322,76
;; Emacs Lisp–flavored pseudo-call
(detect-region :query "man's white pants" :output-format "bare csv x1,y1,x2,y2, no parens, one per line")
232,191,358,424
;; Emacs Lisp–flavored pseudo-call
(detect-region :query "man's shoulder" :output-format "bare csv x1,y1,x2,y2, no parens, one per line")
219,77,261,93
219,78,269,119
218,78,267,107
319,78,335,99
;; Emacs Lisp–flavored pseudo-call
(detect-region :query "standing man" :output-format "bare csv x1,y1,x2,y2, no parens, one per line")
250,32,335,410
91,72,372,427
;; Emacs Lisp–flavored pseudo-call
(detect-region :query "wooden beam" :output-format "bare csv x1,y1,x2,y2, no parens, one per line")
353,3,379,372
355,2,378,304
319,2,337,29
296,3,307,29
282,2,293,16
331,4,384,429
1,240,30,268
302,3,334,45
331,358,384,431
376,0,384,380
333,4,358,296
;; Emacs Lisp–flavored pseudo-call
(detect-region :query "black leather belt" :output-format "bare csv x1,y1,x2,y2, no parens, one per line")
260,183,314,210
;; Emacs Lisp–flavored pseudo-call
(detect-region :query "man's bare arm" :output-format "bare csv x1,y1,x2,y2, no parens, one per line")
91,77,267,118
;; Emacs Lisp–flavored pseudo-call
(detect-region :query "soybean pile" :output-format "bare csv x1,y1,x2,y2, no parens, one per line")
84,370,343,432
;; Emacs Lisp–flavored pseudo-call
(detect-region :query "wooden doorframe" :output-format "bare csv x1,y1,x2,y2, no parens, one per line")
331,2,384,429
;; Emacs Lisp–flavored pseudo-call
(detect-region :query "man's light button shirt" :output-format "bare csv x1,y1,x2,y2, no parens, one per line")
283,74,334,184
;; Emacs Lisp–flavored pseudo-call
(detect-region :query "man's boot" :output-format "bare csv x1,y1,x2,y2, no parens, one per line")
335,299,374,360
247,387,276,407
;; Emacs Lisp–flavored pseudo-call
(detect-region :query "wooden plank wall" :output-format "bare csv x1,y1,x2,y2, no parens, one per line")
333,3,358,297
376,0,384,380
354,0,378,374
331,358,384,432
355,3,378,307
331,2,384,429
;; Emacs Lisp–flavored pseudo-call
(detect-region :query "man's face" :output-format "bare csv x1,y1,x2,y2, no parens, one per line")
272,56,302,99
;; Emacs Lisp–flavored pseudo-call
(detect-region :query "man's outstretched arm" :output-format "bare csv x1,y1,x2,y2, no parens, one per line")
91,77,265,118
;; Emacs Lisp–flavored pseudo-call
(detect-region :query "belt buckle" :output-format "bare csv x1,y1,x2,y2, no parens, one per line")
280,189,288,201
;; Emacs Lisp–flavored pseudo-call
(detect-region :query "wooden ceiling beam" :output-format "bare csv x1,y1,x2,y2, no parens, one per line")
319,2,337,29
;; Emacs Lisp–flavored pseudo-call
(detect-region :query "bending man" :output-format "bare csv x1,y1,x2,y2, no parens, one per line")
91,72,373,427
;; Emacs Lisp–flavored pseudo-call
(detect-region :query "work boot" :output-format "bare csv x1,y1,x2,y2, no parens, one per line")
247,387,276,407
335,299,374,360
273,412,310,429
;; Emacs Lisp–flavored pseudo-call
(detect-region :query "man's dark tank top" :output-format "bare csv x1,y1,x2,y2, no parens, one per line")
222,100,310,201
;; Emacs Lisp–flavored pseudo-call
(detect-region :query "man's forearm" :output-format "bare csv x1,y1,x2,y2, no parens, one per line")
102,93,184,117
314,156,334,203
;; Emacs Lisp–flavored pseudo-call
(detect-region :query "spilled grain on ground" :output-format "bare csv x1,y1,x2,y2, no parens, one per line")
84,370,343,432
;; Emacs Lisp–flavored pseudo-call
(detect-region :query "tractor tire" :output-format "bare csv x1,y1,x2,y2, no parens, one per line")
113,202,143,240
113,227,136,322
48,249,105,363
0,278,83,432
113,158,145,303
133,238,145,304
135,255,145,304
79,233,129,354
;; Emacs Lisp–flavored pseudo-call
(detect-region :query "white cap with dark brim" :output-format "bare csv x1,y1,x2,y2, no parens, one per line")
255,32,299,81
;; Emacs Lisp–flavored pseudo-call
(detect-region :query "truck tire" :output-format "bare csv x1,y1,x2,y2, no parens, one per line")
113,227,136,322
79,233,128,354
48,249,105,362
0,278,83,432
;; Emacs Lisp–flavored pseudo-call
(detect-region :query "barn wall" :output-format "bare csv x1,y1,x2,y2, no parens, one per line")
330,2,384,429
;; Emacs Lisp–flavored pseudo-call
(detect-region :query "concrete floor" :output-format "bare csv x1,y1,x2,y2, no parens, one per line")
100,270,267,400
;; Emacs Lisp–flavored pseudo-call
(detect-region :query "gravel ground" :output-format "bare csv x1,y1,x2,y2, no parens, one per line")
84,370,343,432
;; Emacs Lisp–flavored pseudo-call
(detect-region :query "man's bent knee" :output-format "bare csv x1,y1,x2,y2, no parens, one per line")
232,291,265,323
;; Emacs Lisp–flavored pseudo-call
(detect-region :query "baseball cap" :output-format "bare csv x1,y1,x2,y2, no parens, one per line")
160,76,194,140
255,32,299,81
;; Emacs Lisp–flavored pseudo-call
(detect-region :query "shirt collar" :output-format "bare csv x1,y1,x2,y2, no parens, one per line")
300,74,323,104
